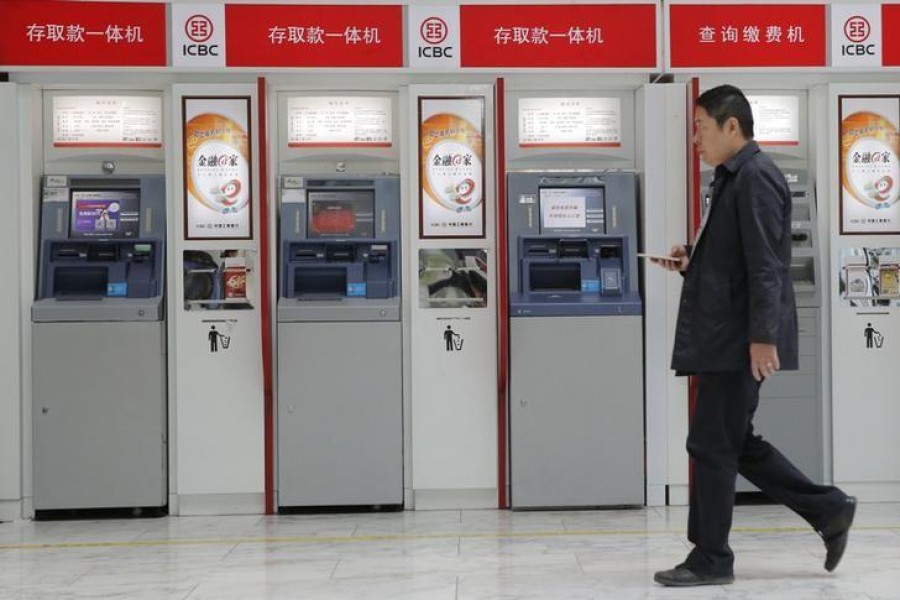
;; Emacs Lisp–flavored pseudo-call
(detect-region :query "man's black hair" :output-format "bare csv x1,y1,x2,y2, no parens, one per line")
696,84,754,139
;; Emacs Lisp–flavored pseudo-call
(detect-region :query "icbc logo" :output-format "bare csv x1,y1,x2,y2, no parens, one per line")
183,13,219,57
844,16,870,43
842,15,875,57
421,17,448,45
185,15,214,43
418,16,453,59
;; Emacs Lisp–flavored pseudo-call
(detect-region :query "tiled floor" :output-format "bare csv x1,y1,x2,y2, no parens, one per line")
1,503,899,599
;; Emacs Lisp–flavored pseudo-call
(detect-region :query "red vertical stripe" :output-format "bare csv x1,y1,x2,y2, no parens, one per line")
496,78,509,509
258,77,275,515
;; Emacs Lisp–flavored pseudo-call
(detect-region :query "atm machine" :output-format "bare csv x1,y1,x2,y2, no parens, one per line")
32,175,167,514
507,171,644,508
763,171,824,485
277,175,403,509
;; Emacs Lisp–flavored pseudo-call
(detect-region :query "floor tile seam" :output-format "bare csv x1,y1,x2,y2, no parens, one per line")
2,524,898,553
329,557,341,580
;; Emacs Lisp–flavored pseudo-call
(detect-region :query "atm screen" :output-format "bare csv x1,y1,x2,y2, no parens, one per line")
539,187,605,234
70,190,140,239
308,190,375,238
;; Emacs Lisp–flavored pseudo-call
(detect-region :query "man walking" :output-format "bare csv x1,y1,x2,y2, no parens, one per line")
651,85,856,586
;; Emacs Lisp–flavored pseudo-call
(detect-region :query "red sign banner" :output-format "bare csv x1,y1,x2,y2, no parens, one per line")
882,4,900,67
225,4,403,67
0,1,166,67
668,4,826,68
459,4,657,68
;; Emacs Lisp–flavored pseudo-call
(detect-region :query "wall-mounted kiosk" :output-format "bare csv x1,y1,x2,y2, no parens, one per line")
32,175,167,514
277,175,403,509
507,171,644,508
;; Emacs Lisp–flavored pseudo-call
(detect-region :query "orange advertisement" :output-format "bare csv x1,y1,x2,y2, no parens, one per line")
839,96,900,234
183,97,253,240
418,97,485,238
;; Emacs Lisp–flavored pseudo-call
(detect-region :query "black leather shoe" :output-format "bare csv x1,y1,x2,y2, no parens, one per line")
819,496,857,572
654,567,734,587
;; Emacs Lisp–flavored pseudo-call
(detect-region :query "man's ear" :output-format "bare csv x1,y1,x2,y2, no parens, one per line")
725,116,740,137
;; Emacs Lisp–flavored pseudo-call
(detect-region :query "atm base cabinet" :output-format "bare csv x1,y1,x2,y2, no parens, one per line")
510,315,644,508
32,321,167,511
277,321,403,508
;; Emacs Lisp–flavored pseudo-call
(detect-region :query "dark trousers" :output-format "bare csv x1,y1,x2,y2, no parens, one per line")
683,371,848,576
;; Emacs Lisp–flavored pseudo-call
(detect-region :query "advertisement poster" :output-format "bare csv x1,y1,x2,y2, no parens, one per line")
839,96,900,234
53,95,162,148
287,96,392,147
419,96,485,238
518,97,621,148
183,97,252,240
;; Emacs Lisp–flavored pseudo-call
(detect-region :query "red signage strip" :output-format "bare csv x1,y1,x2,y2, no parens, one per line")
669,4,826,68
460,4,657,68
225,4,403,67
0,1,166,67
882,4,900,66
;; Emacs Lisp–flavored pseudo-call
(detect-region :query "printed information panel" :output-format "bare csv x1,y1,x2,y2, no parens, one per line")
53,96,162,148
287,96,391,148
747,95,799,146
518,97,621,148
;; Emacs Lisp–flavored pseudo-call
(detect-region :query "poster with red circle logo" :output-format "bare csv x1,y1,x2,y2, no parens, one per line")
418,97,485,239
183,97,254,240
839,96,900,235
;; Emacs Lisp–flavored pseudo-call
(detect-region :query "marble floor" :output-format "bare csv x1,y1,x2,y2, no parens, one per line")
1,502,899,599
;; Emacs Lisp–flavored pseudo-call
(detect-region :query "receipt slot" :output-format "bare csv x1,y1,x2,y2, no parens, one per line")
507,171,644,508
32,175,167,514
277,175,403,509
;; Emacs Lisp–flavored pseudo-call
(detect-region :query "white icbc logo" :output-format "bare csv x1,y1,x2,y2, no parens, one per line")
842,16,874,56
183,14,219,57
418,16,453,58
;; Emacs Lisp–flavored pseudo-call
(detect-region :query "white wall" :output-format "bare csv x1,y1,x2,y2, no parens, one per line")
0,84,23,520
638,83,690,506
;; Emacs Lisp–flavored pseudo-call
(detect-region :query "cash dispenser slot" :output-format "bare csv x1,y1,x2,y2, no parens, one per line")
292,246,322,261
526,243,553,257
88,244,119,262
294,267,347,299
529,263,581,292
53,267,108,298
326,244,355,262
52,245,84,260
558,239,589,259
791,257,816,294
791,231,812,247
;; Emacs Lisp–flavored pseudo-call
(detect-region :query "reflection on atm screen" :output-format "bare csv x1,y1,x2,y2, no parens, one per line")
307,190,375,238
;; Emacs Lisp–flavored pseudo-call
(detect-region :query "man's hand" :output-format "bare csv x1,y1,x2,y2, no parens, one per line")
750,343,780,382
650,245,690,272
